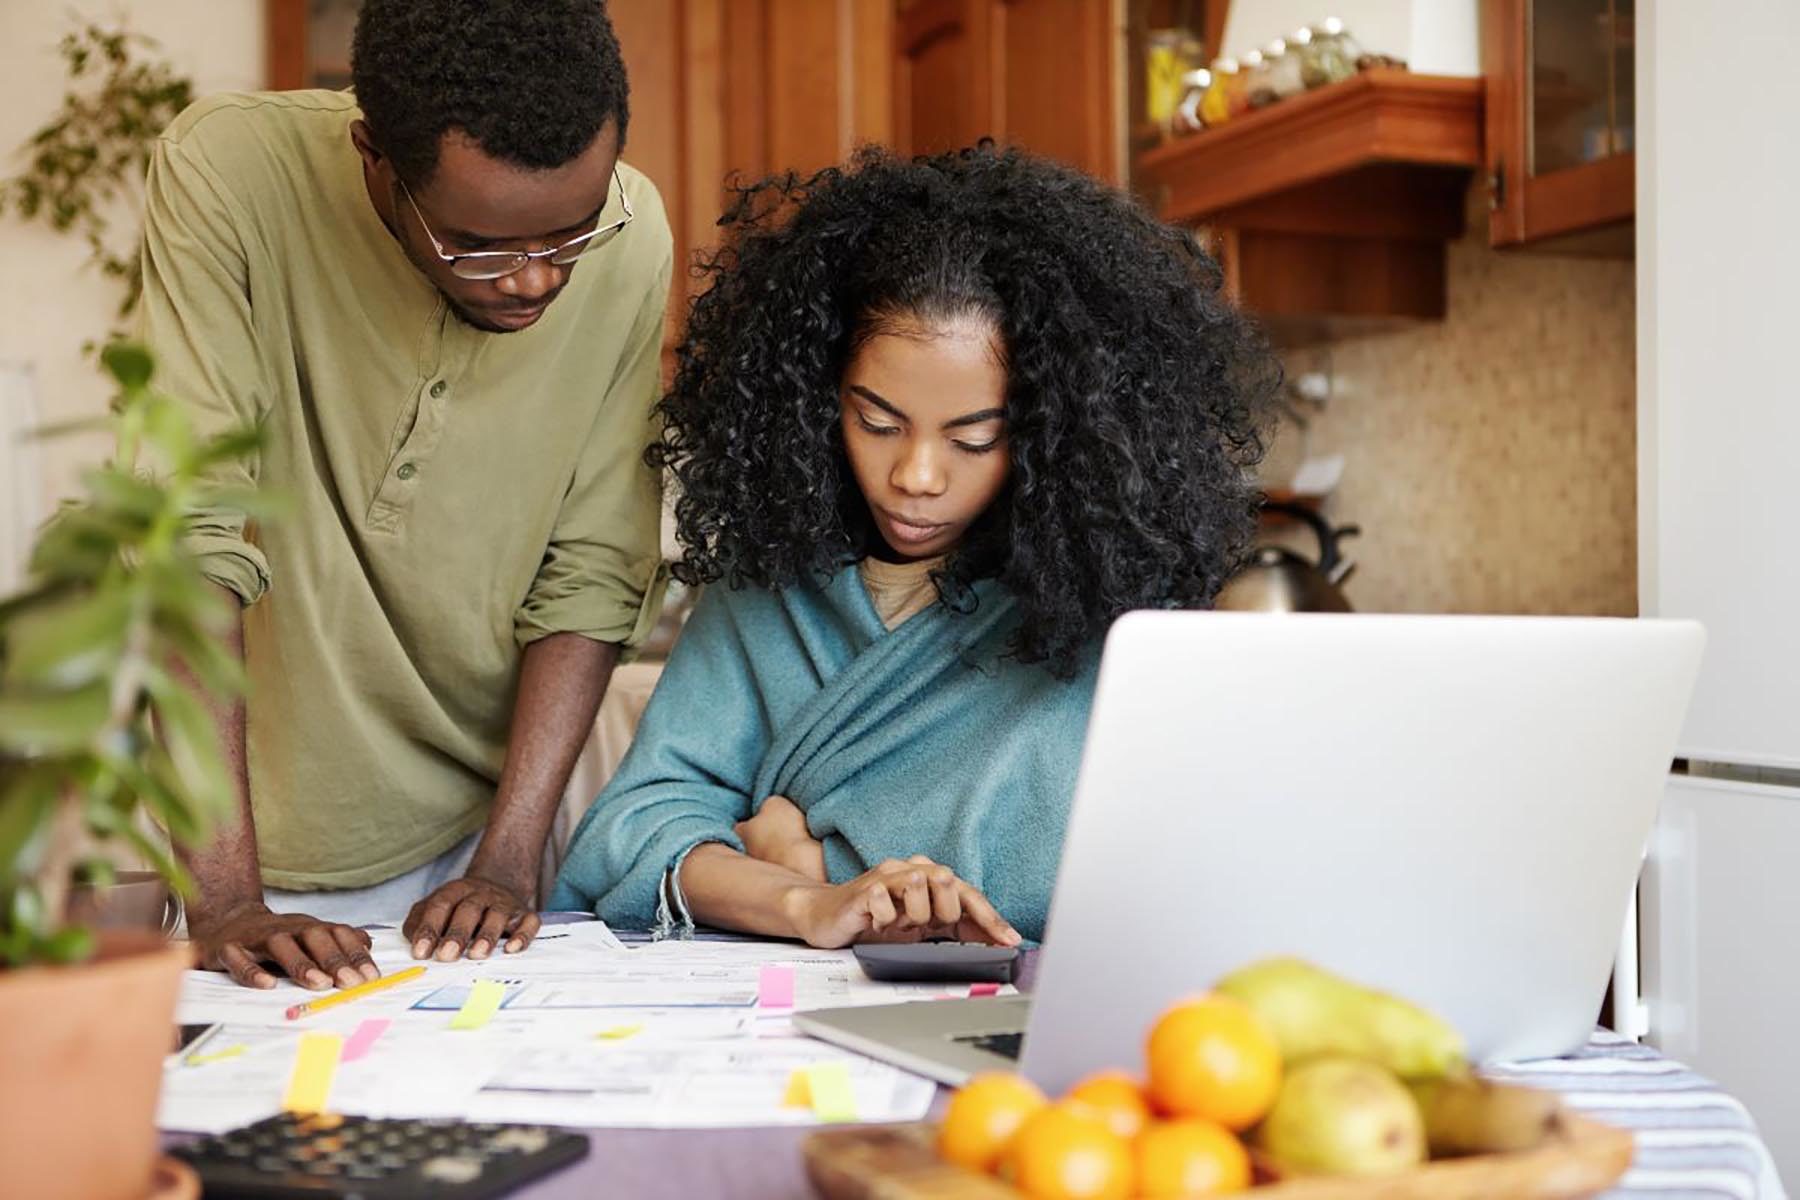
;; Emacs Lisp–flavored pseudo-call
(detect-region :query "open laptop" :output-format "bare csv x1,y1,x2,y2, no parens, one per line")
793,612,1705,1094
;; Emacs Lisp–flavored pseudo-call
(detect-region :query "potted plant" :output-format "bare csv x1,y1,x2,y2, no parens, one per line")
0,342,261,1200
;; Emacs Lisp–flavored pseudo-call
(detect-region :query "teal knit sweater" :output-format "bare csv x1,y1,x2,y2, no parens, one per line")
549,564,1099,941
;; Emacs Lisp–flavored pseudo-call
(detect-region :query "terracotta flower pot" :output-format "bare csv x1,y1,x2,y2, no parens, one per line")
0,932,192,1200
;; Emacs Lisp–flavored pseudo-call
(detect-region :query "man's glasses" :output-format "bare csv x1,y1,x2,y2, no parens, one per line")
400,166,634,281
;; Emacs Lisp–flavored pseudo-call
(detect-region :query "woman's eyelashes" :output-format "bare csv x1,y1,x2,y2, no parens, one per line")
852,410,1003,455
855,413,901,437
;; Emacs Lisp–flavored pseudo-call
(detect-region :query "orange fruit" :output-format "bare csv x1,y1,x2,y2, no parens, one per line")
1136,1118,1252,1196
938,1072,1048,1173
1063,1071,1153,1140
1000,1101,1135,1200
1144,994,1282,1129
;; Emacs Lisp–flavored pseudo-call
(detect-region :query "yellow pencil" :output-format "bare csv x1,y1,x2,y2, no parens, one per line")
285,965,426,1020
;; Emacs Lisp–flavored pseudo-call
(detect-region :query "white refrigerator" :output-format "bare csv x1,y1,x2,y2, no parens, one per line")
1636,0,1800,1187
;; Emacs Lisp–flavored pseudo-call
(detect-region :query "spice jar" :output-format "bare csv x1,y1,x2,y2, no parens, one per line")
1307,17,1362,86
1239,48,1269,110
1200,58,1238,128
1174,68,1212,134
1266,36,1306,100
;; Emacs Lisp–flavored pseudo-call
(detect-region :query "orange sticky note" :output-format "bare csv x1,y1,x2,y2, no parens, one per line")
282,1032,343,1115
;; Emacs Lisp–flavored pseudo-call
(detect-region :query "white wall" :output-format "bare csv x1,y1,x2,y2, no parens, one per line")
0,1,263,565
1221,0,1478,76
1637,0,1800,769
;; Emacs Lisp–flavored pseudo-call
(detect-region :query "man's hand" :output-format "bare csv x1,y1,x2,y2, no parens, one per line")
403,875,541,962
782,856,1022,950
736,794,827,882
191,901,380,991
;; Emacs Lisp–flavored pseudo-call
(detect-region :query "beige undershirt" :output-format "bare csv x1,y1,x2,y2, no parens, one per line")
858,555,947,630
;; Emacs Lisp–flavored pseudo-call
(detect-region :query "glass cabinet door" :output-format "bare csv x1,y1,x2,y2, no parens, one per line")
1530,0,1633,176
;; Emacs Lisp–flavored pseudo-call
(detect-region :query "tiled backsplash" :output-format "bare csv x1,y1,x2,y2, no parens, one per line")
1262,217,1637,616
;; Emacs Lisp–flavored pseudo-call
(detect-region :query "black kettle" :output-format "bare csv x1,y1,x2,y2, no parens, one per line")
1214,500,1360,613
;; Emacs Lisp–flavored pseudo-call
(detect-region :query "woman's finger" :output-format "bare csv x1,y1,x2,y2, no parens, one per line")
926,866,963,929
897,871,933,927
864,880,899,932
955,880,1022,946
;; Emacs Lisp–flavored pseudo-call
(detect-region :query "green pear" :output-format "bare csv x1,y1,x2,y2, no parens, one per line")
1409,1074,1561,1156
1215,957,1466,1080
1256,1057,1427,1178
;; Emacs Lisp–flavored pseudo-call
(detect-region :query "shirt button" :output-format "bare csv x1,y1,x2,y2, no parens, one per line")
429,380,447,398
396,462,417,480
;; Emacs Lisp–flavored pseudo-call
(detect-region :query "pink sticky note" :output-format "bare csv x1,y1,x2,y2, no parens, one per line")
969,982,1001,998
759,965,796,1008
340,1018,392,1063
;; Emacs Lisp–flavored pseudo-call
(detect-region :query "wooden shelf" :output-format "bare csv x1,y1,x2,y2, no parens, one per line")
1135,70,1485,228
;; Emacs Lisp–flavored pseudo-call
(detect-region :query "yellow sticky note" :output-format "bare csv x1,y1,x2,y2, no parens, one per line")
801,1063,857,1123
782,1069,812,1108
449,980,505,1030
282,1032,343,1115
595,1023,644,1041
806,1063,857,1122
185,1044,246,1067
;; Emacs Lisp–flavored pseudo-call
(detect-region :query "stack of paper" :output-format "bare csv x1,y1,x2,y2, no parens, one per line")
160,921,988,1133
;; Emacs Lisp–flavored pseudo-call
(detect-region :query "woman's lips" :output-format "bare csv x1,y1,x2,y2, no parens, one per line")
879,508,950,545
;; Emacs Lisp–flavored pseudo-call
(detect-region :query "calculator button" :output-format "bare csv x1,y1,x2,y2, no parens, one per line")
421,1156,484,1184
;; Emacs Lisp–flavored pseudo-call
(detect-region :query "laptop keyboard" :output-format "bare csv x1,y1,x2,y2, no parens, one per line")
953,1031,1024,1060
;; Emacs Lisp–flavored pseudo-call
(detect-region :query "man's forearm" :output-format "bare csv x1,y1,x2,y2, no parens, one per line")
174,582,263,927
470,633,618,897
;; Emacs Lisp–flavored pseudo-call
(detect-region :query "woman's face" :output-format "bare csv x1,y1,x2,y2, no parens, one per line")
839,314,1011,562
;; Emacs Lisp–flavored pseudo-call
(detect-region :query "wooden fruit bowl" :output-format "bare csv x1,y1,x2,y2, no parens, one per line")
804,1107,1634,1199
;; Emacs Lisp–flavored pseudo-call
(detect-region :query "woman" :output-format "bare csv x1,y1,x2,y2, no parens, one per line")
550,145,1277,946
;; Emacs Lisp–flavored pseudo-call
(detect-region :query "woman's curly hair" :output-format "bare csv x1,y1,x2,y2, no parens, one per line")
653,143,1280,676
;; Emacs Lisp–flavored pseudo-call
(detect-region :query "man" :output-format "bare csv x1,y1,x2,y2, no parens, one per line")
140,0,670,989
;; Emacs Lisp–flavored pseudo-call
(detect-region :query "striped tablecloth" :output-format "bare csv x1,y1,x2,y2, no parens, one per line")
1489,1030,1786,1199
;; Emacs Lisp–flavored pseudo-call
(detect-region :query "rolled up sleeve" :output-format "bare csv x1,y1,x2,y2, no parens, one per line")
137,134,272,606
513,251,672,649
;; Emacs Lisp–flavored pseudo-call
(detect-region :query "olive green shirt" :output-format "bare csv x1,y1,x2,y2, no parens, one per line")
138,91,671,889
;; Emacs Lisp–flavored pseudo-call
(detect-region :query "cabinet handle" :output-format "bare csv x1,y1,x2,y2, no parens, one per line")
1487,163,1507,212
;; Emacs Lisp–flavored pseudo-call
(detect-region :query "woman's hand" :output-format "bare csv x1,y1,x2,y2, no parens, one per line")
782,856,1022,949
736,794,827,882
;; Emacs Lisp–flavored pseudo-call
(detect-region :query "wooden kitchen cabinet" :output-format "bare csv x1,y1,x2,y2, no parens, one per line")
1482,0,1635,247
895,0,1121,184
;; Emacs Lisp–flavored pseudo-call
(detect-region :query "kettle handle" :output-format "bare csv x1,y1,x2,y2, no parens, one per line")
1260,499,1358,576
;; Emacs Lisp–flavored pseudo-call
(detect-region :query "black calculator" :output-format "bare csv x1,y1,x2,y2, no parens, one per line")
171,1112,589,1198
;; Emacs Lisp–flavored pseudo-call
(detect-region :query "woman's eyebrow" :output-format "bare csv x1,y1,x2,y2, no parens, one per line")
849,385,908,421
943,408,1006,429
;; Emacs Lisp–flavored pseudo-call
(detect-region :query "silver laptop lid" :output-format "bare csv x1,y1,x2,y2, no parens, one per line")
1021,612,1703,1095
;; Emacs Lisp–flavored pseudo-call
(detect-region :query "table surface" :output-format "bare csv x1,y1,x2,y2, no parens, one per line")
167,919,1788,1200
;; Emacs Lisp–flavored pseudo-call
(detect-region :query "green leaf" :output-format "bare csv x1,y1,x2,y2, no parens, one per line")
112,821,191,898
100,340,153,390
82,467,164,521
143,672,229,816
41,924,96,964
185,426,263,472
75,856,116,887
8,880,45,937
0,683,111,755
2,589,130,689
0,768,59,883
153,610,245,700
